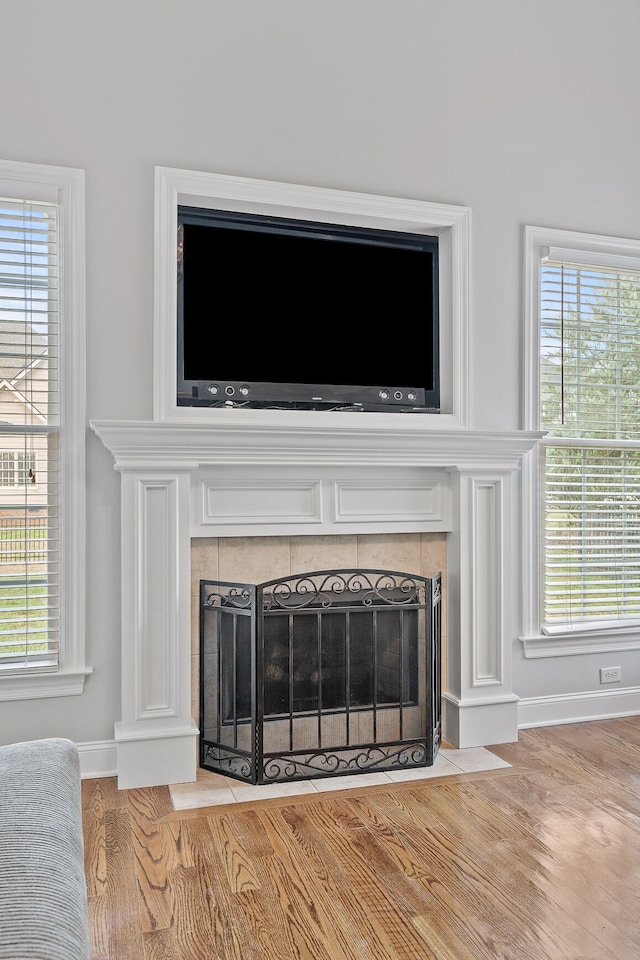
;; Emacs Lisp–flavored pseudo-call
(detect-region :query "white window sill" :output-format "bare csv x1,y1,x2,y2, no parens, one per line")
0,667,93,701
520,629,640,659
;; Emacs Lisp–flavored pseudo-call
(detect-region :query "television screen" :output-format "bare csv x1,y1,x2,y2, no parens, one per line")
177,206,440,412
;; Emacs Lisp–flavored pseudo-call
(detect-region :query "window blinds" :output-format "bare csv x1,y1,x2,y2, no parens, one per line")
540,258,640,628
0,198,59,668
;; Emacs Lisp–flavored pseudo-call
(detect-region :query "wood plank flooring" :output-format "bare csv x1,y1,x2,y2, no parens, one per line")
82,717,640,959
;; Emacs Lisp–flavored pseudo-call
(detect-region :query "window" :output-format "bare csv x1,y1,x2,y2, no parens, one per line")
0,160,87,698
0,452,37,487
523,226,640,653
0,196,58,671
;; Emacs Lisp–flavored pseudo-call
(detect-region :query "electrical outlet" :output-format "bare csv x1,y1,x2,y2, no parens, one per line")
600,666,622,684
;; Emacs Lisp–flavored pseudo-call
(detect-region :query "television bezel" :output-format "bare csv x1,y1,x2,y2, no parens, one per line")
176,205,440,413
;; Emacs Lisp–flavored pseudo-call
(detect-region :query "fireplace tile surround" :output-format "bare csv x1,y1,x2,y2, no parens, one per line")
189,533,448,724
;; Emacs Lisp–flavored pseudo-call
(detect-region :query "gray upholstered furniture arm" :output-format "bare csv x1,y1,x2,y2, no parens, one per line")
0,738,90,960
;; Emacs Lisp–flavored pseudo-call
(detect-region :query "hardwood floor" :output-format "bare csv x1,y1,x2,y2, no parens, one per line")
82,717,640,959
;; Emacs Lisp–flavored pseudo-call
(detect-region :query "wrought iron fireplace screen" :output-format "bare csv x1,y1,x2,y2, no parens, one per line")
200,568,441,784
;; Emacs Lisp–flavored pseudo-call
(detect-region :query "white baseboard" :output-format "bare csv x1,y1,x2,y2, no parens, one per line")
518,686,640,729
75,691,640,779
77,739,117,779
442,692,519,747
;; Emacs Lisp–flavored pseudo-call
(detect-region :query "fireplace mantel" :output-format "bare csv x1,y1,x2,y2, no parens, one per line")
91,416,541,789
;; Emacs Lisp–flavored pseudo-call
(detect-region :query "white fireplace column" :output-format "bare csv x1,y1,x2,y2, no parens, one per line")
91,419,541,789
114,462,199,789
442,468,519,747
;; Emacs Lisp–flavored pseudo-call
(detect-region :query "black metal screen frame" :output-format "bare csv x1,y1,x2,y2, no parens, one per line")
200,569,441,784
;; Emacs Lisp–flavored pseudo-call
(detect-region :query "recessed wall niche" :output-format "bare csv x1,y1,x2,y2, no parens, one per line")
153,166,471,427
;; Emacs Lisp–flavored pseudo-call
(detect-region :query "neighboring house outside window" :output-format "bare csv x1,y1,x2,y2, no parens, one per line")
0,451,37,486
522,226,640,657
0,160,88,700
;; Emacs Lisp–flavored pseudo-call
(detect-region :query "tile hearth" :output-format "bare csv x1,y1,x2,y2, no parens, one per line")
169,745,510,811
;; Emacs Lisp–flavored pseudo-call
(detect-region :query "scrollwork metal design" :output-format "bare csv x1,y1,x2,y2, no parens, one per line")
203,586,253,609
203,745,252,779
263,569,427,611
262,742,428,782
433,574,442,604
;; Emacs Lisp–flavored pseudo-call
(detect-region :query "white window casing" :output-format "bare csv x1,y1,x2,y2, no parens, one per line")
522,226,640,658
0,159,89,699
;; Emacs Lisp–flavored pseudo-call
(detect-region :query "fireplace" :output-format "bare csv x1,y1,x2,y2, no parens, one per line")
200,568,441,783
90,419,541,790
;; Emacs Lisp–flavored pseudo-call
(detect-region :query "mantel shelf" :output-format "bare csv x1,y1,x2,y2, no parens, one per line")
91,418,543,472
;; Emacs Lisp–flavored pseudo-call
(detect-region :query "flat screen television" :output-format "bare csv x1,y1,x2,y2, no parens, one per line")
177,205,440,413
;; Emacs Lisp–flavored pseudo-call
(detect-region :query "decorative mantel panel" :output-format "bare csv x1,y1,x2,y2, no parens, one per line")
91,415,542,789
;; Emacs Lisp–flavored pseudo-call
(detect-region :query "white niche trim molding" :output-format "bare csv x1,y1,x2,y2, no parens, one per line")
153,166,471,429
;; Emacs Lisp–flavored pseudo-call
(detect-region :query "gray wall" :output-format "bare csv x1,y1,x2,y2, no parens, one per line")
2,0,640,746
